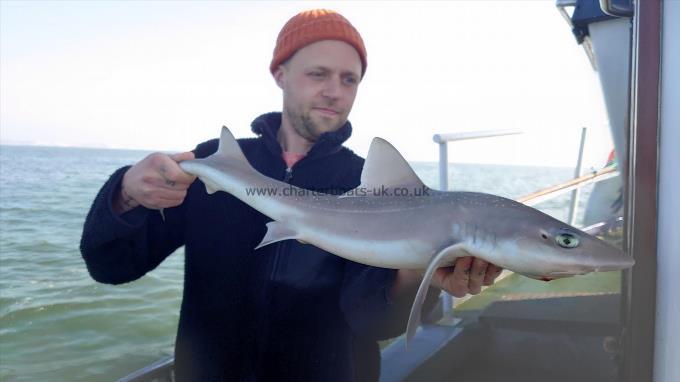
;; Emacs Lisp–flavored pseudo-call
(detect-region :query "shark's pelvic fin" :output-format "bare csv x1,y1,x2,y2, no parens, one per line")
201,177,221,195
342,137,430,198
255,221,300,250
405,243,465,349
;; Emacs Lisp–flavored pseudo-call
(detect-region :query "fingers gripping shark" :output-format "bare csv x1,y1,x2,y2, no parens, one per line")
179,127,634,348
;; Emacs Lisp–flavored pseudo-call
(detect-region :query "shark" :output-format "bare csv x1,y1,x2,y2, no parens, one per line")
179,126,635,347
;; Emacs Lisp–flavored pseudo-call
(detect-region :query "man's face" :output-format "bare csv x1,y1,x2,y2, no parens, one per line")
275,40,362,142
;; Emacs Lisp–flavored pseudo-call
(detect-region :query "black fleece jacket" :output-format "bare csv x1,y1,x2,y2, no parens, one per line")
80,112,434,382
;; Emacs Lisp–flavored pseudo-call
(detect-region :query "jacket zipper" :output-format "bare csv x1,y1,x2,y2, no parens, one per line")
283,167,293,183
270,166,293,280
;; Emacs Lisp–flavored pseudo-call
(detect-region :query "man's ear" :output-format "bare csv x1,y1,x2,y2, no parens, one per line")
273,66,286,89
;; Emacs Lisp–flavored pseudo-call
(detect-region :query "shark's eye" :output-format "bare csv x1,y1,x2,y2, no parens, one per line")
555,233,579,248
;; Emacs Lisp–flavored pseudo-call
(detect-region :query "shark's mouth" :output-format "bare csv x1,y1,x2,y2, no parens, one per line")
536,271,583,282
593,265,629,272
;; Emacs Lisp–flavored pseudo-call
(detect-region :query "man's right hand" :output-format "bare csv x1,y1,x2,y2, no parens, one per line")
113,152,197,215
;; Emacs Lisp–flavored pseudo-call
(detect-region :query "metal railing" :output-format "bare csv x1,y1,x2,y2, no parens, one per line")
432,129,523,194
116,355,174,382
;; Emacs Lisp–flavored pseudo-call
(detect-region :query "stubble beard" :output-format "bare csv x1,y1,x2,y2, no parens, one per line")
285,106,343,142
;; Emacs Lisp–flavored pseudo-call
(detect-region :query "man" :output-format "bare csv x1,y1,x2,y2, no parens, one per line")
81,9,502,381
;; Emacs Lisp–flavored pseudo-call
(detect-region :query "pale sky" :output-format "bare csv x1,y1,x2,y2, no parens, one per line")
0,1,613,167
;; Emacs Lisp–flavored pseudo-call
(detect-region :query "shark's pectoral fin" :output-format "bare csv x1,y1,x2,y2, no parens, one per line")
405,243,465,349
255,221,299,250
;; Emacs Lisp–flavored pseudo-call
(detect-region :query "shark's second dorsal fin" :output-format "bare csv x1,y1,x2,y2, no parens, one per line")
217,126,249,164
342,137,429,197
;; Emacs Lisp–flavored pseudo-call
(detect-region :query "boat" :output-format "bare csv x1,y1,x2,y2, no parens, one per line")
118,0,679,380
379,0,678,381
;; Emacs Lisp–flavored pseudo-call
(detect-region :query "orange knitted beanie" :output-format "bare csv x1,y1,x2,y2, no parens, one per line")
270,9,367,77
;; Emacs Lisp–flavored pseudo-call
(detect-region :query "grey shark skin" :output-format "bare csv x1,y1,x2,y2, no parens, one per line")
179,127,635,348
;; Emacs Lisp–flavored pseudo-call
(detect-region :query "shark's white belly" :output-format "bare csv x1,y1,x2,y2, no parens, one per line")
293,222,437,269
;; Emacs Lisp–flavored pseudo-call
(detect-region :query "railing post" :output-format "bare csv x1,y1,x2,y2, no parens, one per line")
438,141,452,314
438,142,449,192
568,127,588,225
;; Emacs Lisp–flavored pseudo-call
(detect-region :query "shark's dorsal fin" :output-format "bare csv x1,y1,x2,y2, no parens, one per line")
342,137,429,197
217,126,249,163
181,126,256,195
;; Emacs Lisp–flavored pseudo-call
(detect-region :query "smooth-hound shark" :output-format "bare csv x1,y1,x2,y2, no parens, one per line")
179,127,635,347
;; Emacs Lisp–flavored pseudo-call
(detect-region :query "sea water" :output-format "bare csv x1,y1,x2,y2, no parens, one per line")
0,145,586,381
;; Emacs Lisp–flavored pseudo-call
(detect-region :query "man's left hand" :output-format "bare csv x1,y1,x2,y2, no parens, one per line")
430,257,503,297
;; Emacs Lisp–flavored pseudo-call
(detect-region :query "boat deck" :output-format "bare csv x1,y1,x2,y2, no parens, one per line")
381,268,624,382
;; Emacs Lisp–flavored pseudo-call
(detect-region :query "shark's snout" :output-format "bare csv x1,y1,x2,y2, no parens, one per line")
530,236,634,278
593,256,635,272
588,240,635,271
